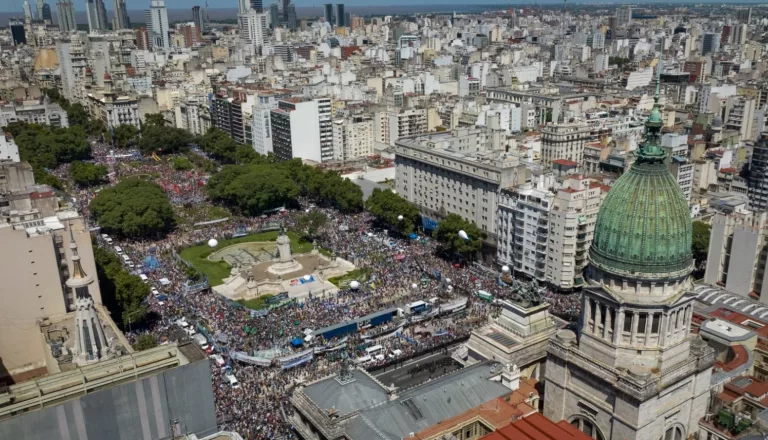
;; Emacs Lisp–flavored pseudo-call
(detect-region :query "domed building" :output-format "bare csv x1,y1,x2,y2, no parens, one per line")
543,73,714,440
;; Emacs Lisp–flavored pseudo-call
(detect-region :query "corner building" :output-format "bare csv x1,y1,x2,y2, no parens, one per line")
543,80,715,440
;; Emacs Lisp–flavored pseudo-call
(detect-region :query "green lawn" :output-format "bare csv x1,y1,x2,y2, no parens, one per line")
328,267,371,288
237,294,274,310
179,230,316,286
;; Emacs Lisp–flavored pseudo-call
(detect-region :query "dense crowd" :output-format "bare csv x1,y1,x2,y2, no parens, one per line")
70,144,581,439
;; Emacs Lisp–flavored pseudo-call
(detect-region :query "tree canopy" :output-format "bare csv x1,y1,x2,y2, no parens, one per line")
296,210,328,239
137,125,193,155
206,158,364,215
133,334,158,351
112,124,139,149
433,214,484,260
366,188,420,234
93,245,149,327
172,156,194,171
69,161,108,187
90,179,176,239
143,112,167,127
692,220,711,278
3,121,91,170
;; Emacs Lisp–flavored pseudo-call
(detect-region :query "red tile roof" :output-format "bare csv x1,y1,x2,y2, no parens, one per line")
552,159,578,167
481,413,592,440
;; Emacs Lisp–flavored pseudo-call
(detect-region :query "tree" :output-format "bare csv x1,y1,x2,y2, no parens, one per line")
692,220,711,264
133,334,158,351
4,121,91,169
366,188,420,233
137,125,193,155
112,124,139,149
173,156,194,171
433,213,484,260
206,164,300,215
143,112,167,127
296,210,328,238
90,178,176,239
93,245,150,327
69,161,108,187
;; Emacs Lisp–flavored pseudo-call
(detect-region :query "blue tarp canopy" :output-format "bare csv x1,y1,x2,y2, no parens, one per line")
291,338,304,347
409,233,418,239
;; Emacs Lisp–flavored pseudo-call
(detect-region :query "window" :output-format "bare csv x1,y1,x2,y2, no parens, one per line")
662,426,684,440
652,314,661,334
638,313,647,334
570,417,605,440
624,312,633,333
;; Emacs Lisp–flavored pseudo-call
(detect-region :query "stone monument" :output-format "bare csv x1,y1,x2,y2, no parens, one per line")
267,224,304,275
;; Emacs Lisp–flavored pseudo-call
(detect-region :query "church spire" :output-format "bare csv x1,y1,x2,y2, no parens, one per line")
636,48,665,162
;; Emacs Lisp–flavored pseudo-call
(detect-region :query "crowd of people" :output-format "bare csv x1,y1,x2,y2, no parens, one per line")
68,144,582,439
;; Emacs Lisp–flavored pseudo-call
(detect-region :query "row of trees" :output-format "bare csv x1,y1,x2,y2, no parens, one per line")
93,244,150,327
206,158,364,216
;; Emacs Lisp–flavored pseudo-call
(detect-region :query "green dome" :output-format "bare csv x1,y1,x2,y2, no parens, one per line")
589,89,693,281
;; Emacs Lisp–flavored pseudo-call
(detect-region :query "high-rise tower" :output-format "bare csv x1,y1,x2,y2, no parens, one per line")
66,224,111,366
57,0,77,33
543,64,714,440
113,0,130,29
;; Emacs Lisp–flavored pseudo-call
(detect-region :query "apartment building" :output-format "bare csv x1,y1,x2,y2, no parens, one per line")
0,98,69,128
540,122,591,169
662,133,694,203
332,116,374,161
270,97,333,162
375,107,429,146
86,92,141,130
212,93,246,144
395,126,526,246
496,172,555,282
725,96,757,143
548,175,606,290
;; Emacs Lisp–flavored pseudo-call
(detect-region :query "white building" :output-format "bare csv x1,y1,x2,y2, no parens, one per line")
662,133,694,203
252,95,279,155
148,0,170,52
548,175,605,290
270,97,333,163
594,53,609,73
239,10,268,55
375,108,428,147
86,92,141,130
625,68,654,91
332,116,374,162
0,133,20,163
497,172,555,282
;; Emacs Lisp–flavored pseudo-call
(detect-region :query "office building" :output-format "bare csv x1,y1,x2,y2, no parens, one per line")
192,5,205,32
250,0,263,12
40,3,52,22
543,81,714,440
331,116,374,162
324,3,334,25
748,133,768,212
737,7,751,24
702,32,721,55
148,0,170,52
85,0,108,32
270,97,333,162
395,126,524,241
269,3,280,27
705,210,768,302
616,4,631,26
251,95,280,155
540,122,590,169
10,19,26,46
23,0,34,21
0,98,69,128
336,3,345,27
56,0,77,33
285,3,297,29
112,0,129,29
239,9,269,53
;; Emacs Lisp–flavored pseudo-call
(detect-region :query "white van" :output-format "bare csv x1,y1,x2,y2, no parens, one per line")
121,254,130,262
101,234,113,244
114,246,123,254
139,274,149,283
212,354,226,367
224,373,240,389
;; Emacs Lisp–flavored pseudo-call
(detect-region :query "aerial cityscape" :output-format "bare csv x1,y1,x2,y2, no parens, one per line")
1,1,768,440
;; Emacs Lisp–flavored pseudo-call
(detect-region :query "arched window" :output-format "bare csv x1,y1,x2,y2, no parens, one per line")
570,417,605,440
662,426,684,440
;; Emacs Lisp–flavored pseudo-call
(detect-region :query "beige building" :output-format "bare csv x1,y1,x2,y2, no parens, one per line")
375,107,428,146
547,175,606,291
540,122,591,169
332,116,374,162
86,91,141,130
0,214,101,382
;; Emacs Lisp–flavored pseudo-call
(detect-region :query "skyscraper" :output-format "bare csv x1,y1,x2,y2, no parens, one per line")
113,0,129,29
23,1,34,21
269,2,280,27
543,67,714,440
86,0,108,31
285,3,296,29
324,3,334,25
192,5,205,33
35,0,44,20
616,4,631,26
9,19,26,45
701,32,720,55
41,3,52,22
737,7,752,24
251,0,263,12
148,0,170,52
336,4,345,27
56,0,77,33
282,0,290,21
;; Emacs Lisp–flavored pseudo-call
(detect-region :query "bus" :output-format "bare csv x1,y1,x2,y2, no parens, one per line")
406,300,429,314
365,345,384,356
475,290,493,302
